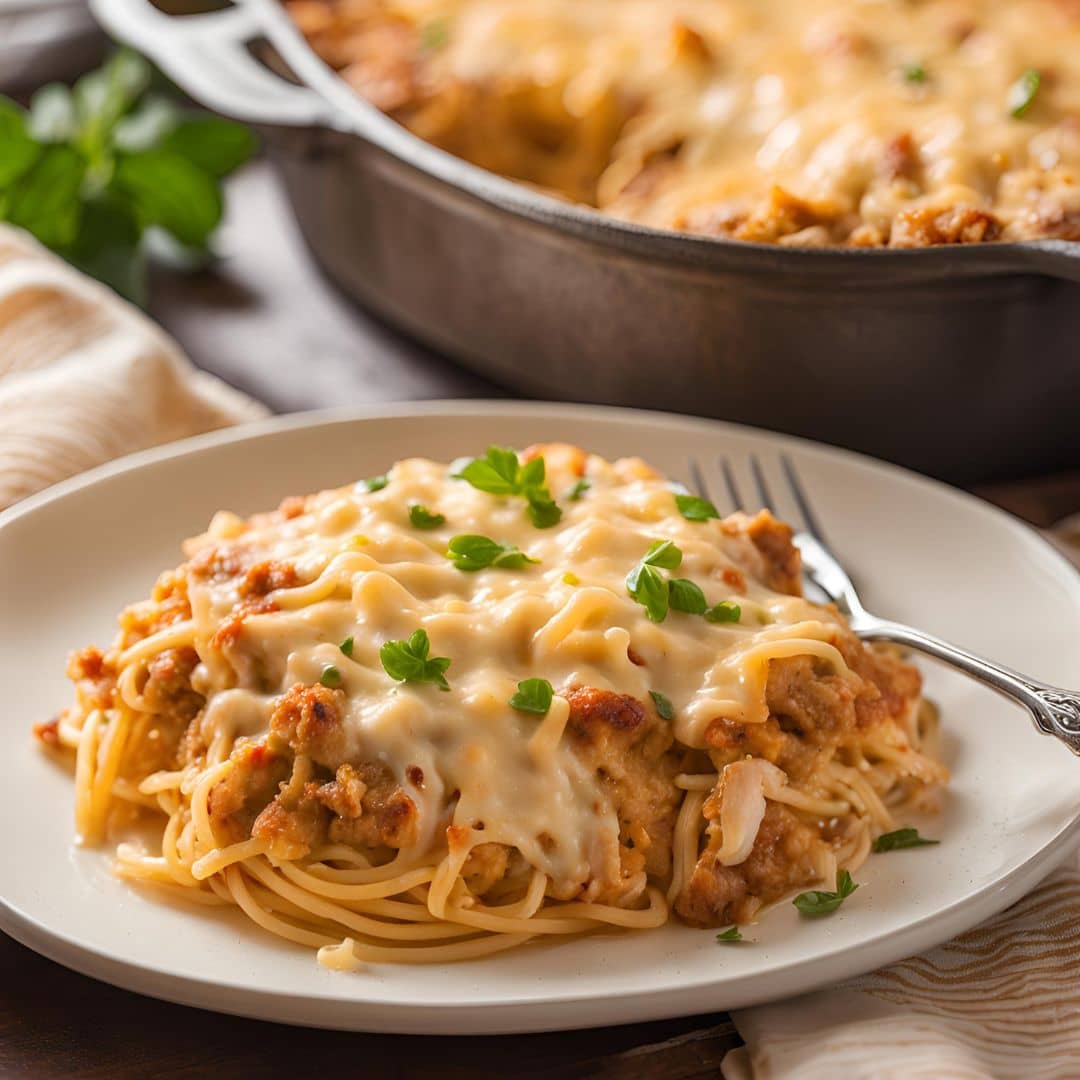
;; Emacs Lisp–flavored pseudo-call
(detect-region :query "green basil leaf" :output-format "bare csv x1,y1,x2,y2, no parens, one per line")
836,869,858,898
360,475,388,492
872,827,939,853
319,665,343,689
716,927,743,943
519,456,545,489
27,84,77,143
1009,69,1041,119
627,562,669,622
446,534,537,572
567,478,590,501
113,149,222,248
669,578,707,615
675,493,720,522
705,600,742,624
510,678,554,715
0,100,41,187
455,457,519,495
161,115,258,177
650,690,674,721
7,145,86,248
380,629,451,690
63,194,145,304
408,504,446,530
643,540,682,570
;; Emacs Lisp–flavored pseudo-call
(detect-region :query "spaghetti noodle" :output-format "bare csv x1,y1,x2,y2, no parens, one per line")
38,445,947,967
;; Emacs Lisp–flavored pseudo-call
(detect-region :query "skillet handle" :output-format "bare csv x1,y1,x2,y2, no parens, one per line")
88,0,334,127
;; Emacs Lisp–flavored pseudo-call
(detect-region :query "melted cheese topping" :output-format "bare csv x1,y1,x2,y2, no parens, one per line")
291,0,1080,244
183,453,839,891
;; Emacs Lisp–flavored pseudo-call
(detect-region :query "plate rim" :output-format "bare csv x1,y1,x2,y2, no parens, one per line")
3,398,1078,1033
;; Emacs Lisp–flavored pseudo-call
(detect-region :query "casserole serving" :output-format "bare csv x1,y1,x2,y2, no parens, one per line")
90,0,1080,483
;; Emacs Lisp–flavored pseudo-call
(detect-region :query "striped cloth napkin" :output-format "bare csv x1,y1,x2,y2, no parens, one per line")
723,525,1080,1080
0,225,266,512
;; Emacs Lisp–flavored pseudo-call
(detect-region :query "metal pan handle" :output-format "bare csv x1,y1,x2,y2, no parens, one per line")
88,0,334,127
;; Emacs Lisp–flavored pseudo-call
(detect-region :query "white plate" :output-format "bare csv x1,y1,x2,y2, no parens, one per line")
2,402,1078,1035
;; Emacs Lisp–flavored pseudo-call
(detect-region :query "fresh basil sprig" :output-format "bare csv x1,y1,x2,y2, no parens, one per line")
872,827,939,853
669,578,707,615
716,927,743,943
379,629,451,691
793,869,859,916
510,678,554,715
0,50,256,303
453,447,563,528
446,534,538,572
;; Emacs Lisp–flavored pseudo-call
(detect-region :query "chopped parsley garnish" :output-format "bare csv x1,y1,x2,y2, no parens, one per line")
339,636,354,657
420,16,451,51
793,869,859,916
509,678,554,715
1009,69,1041,118
408,504,445,530
650,690,674,721
705,600,742,624
675,493,719,522
379,629,451,691
453,446,563,528
716,927,743,943
669,578,707,615
360,475,388,493
319,665,342,689
626,540,683,622
903,62,927,84
567,478,591,501
873,827,939,853
446,534,538,572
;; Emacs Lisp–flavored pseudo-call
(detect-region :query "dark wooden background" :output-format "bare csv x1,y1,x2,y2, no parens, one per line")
3,162,1076,1080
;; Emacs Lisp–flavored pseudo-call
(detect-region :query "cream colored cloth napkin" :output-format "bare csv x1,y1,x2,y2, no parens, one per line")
724,529,1080,1080
0,225,266,511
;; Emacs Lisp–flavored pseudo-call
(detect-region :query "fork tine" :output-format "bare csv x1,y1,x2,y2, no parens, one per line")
749,456,775,513
780,455,827,543
720,458,743,512
688,458,711,501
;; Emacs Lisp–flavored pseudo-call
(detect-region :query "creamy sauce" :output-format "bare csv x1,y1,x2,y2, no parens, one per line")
184,453,838,891
293,0,1080,243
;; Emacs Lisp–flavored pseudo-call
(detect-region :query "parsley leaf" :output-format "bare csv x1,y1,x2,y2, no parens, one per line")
379,629,451,691
793,869,859,916
319,665,343,689
669,578,707,615
872,828,939,853
454,446,563,528
339,636,354,657
716,927,743,943
446,534,538,572
650,690,674,721
705,600,742,624
643,540,683,570
360,475,388,492
409,504,446,530
567,478,590,501
1009,69,1041,118
675,493,720,522
510,678,554,715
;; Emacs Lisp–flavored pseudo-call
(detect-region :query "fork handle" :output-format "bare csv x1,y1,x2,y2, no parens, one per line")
855,618,1080,756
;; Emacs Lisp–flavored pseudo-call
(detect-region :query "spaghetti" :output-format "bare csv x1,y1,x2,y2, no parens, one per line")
39,445,947,967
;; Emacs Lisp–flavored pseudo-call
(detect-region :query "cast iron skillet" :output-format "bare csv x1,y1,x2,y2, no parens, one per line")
91,0,1080,483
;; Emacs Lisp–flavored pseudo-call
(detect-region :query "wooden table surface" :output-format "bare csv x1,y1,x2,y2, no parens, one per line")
3,162,1076,1080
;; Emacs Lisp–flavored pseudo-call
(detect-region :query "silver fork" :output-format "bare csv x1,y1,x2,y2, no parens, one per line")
688,455,1080,756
